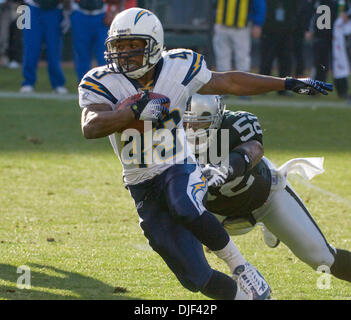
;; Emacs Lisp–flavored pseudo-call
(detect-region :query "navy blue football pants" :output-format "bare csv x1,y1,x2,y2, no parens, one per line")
128,164,214,292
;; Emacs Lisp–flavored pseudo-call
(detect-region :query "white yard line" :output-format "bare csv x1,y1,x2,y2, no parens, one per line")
1,91,350,109
0,91,78,101
224,97,351,109
290,176,351,209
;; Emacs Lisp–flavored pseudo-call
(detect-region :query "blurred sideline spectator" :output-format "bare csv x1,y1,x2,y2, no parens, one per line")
212,0,266,73
7,1,23,69
21,0,69,94
259,0,301,96
291,1,311,78
70,0,137,82
104,0,138,26
0,0,12,67
141,0,214,66
305,0,338,84
332,0,351,99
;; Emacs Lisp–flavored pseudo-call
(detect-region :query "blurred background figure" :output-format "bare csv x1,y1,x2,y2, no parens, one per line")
103,0,138,26
212,0,266,74
305,0,338,84
0,0,13,67
70,0,137,82
21,0,69,94
259,0,301,96
332,0,351,99
7,1,24,69
291,1,311,78
141,0,215,66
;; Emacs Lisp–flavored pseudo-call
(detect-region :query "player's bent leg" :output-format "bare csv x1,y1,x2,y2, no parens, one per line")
164,164,271,298
128,176,250,299
257,185,336,271
128,179,213,293
164,164,230,251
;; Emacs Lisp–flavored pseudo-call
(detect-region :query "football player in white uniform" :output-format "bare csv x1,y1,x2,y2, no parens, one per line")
184,94,351,285
78,7,333,300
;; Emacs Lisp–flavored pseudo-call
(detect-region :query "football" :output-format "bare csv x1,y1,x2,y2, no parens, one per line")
116,92,170,133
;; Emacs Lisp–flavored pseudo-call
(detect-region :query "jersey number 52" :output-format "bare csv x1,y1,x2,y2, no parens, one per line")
232,114,262,142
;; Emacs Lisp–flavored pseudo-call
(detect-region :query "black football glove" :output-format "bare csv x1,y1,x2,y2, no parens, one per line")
285,77,333,95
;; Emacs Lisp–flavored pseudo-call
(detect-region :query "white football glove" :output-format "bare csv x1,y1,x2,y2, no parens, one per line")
139,99,169,122
202,164,229,188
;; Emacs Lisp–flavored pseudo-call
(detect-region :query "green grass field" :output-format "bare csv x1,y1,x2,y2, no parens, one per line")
1,66,351,300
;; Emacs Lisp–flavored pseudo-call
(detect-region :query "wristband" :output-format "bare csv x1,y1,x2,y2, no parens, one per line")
285,77,294,90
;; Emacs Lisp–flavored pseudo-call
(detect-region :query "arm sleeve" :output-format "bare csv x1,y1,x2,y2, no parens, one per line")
248,0,266,26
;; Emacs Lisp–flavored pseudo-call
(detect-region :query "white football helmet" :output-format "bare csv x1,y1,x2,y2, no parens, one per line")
184,94,226,154
104,8,164,79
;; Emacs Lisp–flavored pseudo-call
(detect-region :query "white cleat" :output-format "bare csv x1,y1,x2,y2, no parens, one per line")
53,86,68,94
8,61,20,69
233,262,271,300
20,85,34,93
261,225,280,248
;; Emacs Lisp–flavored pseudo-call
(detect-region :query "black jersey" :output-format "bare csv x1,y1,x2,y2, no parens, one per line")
205,110,272,219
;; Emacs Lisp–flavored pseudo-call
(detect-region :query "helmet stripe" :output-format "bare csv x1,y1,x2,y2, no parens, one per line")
134,10,152,25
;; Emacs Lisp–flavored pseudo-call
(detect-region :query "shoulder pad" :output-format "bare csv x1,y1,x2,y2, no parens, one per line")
79,66,119,105
222,110,263,143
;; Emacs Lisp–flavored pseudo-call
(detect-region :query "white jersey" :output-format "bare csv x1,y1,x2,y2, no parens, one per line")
78,49,212,185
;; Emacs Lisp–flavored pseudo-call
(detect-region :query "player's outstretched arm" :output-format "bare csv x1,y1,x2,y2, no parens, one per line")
81,103,134,139
198,71,333,96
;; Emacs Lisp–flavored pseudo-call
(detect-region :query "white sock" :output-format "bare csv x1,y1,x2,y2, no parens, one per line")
213,239,247,274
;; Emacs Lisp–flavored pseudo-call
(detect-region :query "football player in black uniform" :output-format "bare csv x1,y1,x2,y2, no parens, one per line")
184,94,351,284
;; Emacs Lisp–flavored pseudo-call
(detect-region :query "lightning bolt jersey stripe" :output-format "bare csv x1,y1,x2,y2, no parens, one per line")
191,174,207,201
80,76,118,104
181,53,204,86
